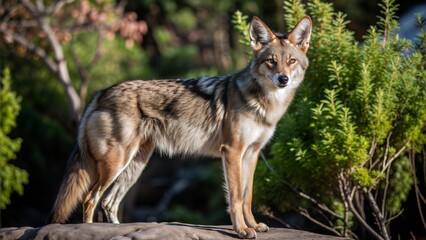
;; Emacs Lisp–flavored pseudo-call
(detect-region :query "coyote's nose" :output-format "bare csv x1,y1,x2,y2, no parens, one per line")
277,75,289,88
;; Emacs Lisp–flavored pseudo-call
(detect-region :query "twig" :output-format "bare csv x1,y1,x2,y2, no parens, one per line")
333,226,360,240
410,231,417,240
36,0,45,12
0,28,58,73
0,5,24,25
19,0,37,14
115,0,128,15
362,137,377,168
45,0,75,16
381,165,391,215
36,12,81,121
347,229,360,240
297,207,342,236
337,173,349,237
311,205,335,228
88,29,103,67
381,141,410,175
260,153,343,220
259,207,293,229
70,27,103,107
354,190,365,220
348,192,384,240
364,188,390,240
3,20,39,28
370,155,382,171
409,148,426,230
382,132,393,171
385,209,404,226
2,1,81,122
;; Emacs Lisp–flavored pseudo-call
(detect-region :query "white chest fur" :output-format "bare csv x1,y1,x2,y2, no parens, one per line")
265,86,297,125
239,117,276,148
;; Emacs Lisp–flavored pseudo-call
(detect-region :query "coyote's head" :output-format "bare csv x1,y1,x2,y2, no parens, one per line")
249,16,312,90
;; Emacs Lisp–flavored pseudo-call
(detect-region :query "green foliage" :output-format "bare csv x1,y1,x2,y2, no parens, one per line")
283,0,307,28
377,0,399,35
232,10,253,62
385,157,414,214
351,168,382,188
232,11,251,48
234,0,426,235
0,67,28,210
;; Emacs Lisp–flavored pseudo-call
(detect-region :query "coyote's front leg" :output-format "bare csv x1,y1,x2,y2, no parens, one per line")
241,146,269,232
221,143,257,239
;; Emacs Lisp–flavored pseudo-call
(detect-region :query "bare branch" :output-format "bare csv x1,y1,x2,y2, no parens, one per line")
36,15,81,120
36,0,45,12
382,131,393,170
409,148,426,230
115,0,128,15
354,191,366,220
46,0,75,16
4,20,39,28
337,173,350,237
334,226,360,240
0,27,58,73
37,18,64,61
363,137,377,168
5,0,146,123
381,141,410,174
70,27,103,105
19,0,37,15
311,206,335,228
259,207,294,229
348,192,384,240
70,39,89,102
0,5,24,25
87,29,103,68
347,229,360,240
385,209,404,226
260,153,343,220
364,188,390,240
381,165,391,214
1,25,81,121
297,207,342,236
371,155,382,170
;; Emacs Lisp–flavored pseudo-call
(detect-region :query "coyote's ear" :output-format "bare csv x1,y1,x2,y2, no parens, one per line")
288,16,312,53
249,16,276,51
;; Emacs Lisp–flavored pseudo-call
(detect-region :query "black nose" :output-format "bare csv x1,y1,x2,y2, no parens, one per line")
277,75,289,87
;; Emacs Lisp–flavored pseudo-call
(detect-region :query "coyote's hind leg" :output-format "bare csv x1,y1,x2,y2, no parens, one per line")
102,140,154,223
81,111,141,223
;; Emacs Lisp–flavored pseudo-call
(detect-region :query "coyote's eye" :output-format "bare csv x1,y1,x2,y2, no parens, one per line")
265,58,276,65
288,58,297,65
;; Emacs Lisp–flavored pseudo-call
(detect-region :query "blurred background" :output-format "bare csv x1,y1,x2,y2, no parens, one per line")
1,0,425,239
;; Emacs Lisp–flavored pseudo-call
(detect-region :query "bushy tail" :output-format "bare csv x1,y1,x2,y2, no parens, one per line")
49,146,94,223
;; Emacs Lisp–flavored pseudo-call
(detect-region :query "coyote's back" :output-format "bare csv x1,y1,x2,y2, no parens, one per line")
50,15,312,239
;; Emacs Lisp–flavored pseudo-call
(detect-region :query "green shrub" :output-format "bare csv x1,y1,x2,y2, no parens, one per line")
0,67,28,210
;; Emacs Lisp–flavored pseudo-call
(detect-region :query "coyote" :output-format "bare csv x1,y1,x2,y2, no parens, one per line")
50,16,312,238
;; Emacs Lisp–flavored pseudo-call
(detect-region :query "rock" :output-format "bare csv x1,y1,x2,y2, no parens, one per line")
0,222,344,240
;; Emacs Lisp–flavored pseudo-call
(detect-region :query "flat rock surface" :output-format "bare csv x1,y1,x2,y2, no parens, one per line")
0,222,344,240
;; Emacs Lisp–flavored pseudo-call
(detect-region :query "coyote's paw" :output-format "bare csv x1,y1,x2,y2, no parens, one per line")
254,222,269,232
236,227,257,239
